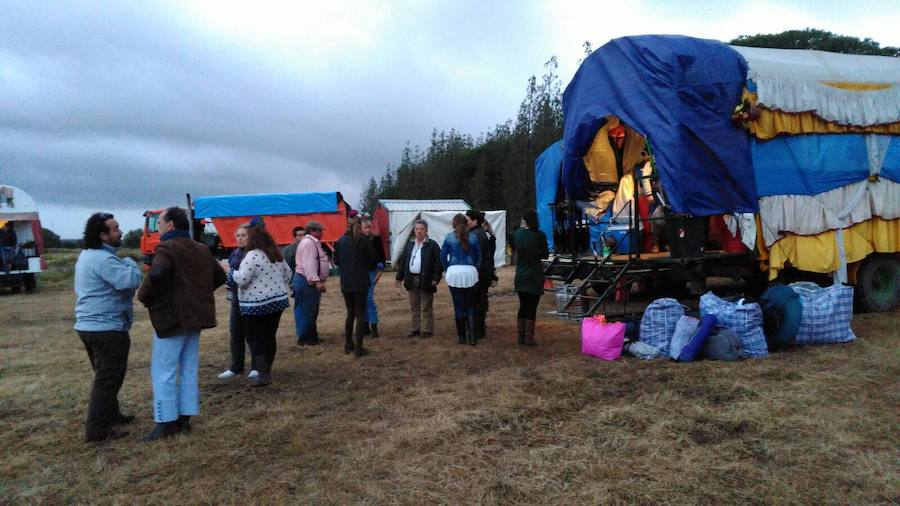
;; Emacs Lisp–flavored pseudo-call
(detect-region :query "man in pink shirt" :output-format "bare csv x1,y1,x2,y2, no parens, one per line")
292,221,330,345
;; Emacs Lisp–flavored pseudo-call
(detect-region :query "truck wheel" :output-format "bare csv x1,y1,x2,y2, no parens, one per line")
23,273,36,292
856,255,899,312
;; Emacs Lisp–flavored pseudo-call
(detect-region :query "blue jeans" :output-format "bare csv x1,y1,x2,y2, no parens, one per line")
448,286,477,319
150,330,200,423
293,274,321,340
366,270,379,324
0,247,14,272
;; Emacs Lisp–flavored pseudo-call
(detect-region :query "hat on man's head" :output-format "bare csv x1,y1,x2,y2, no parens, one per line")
306,220,325,231
348,210,359,219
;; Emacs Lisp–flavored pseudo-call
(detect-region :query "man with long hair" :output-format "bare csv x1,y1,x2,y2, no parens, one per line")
137,207,226,441
74,212,143,442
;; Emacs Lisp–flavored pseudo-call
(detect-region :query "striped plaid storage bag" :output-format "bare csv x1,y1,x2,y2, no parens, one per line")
700,293,768,358
639,298,685,357
789,282,856,345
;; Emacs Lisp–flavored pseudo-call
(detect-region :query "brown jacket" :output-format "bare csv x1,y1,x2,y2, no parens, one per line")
137,236,226,337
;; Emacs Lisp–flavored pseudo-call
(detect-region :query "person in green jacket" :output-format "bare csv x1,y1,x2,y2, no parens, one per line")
514,210,549,346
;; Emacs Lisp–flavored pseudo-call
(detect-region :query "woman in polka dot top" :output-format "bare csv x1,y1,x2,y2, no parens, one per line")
219,223,292,387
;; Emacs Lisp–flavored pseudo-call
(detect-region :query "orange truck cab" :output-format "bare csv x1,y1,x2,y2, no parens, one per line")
140,209,163,267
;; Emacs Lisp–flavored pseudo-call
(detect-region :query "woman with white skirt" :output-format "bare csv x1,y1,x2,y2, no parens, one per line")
440,214,482,345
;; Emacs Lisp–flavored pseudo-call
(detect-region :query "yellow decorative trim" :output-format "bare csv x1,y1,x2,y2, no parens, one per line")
741,89,900,140
820,81,893,91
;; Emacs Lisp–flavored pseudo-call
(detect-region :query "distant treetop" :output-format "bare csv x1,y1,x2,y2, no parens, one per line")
730,28,899,57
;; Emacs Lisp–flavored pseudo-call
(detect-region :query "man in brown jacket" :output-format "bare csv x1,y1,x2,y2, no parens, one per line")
137,206,226,442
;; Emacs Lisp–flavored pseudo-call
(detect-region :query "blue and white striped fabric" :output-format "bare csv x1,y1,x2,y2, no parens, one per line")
700,293,768,358
639,298,685,357
789,282,856,345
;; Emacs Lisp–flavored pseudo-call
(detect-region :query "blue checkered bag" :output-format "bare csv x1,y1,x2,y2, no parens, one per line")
789,282,856,345
700,293,768,358
639,298,685,357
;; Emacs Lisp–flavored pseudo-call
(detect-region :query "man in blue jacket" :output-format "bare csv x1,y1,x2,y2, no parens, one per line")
74,212,143,442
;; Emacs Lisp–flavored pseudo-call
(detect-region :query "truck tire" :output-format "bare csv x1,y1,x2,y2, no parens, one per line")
856,255,899,312
23,273,37,292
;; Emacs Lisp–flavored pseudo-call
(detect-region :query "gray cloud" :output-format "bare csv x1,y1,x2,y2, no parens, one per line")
1,2,545,237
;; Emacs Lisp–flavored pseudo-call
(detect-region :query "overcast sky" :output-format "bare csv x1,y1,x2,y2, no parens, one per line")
2,0,898,238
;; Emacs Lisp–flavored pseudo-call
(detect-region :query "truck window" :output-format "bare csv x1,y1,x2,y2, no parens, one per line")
147,215,159,233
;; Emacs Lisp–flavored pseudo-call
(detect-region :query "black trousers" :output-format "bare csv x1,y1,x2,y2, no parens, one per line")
343,292,368,341
77,330,130,441
228,302,247,373
517,292,542,320
243,311,282,374
474,275,490,337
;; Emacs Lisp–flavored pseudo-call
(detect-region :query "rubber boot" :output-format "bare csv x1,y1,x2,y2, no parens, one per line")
455,318,466,344
177,415,192,432
517,318,526,346
466,313,477,346
344,334,354,355
524,319,537,346
371,323,379,338
354,334,368,357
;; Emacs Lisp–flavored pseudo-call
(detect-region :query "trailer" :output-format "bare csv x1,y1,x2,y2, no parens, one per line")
0,185,46,292
542,35,899,317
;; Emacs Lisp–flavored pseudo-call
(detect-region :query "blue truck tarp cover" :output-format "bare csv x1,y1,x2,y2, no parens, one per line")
194,192,339,218
534,140,564,251
753,134,900,196
562,35,758,216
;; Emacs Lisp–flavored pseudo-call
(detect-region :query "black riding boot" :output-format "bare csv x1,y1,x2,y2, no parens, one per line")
354,334,368,357
455,318,466,344
344,334,354,355
466,313,477,346
517,318,526,346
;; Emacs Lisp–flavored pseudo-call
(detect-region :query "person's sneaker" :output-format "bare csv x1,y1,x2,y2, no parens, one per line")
217,370,238,380
250,375,271,387
307,337,322,345
406,331,420,338
420,332,433,338
247,370,259,379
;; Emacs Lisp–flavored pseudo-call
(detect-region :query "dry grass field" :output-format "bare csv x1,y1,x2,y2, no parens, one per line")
1,250,898,504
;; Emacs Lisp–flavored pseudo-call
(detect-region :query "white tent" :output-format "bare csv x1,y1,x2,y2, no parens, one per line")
374,199,506,268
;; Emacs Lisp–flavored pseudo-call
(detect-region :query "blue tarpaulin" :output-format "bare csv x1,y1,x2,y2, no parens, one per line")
562,35,758,216
534,140,563,251
194,192,339,218
753,134,900,196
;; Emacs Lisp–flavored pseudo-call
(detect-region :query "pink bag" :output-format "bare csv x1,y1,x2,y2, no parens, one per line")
581,315,626,361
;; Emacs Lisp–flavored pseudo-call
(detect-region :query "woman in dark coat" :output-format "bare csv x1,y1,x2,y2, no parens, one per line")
334,218,377,356
217,224,251,379
514,210,549,346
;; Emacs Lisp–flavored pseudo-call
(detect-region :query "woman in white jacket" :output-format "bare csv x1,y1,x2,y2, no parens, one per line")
219,223,292,387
